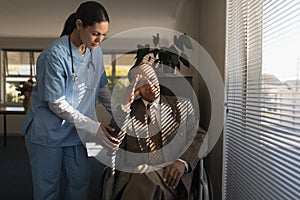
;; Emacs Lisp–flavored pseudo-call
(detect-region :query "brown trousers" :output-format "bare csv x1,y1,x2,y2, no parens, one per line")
112,169,187,200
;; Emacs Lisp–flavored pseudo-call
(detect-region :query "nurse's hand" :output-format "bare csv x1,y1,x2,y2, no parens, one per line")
97,124,120,149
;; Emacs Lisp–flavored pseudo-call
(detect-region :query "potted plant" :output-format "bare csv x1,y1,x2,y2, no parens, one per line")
16,78,34,111
134,32,193,74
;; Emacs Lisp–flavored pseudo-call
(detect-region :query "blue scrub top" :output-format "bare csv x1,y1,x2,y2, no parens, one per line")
22,35,105,147
99,72,108,88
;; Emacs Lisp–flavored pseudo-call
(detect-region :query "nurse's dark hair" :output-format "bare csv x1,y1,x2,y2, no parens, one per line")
76,1,109,27
60,1,109,37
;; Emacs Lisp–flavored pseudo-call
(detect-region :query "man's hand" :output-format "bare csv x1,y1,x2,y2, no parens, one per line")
96,124,120,149
122,74,142,109
163,160,186,188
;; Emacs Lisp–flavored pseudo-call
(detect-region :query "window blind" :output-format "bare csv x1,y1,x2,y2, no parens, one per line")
224,0,300,199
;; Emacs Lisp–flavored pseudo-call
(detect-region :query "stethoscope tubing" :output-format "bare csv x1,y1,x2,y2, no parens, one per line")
68,36,96,89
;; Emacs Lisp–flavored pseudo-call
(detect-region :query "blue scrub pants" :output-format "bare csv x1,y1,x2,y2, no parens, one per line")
25,137,91,200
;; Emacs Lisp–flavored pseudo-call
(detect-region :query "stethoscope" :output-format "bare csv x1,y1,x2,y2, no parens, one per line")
68,36,96,90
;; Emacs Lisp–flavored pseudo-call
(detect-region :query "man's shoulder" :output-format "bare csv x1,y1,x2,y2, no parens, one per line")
161,95,191,105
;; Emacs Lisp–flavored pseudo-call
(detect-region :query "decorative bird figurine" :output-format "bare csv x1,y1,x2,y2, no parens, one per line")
173,35,184,51
152,33,160,48
174,33,193,51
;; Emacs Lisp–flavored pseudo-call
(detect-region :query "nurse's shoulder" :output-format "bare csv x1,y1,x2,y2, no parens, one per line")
45,35,69,58
36,36,69,73
38,36,67,62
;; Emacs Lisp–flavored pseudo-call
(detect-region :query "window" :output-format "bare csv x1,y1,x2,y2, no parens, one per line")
1,50,41,105
103,52,136,105
0,50,136,106
103,52,136,90
224,0,300,199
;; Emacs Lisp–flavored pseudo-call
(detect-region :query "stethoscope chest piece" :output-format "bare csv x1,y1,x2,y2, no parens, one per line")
72,73,78,82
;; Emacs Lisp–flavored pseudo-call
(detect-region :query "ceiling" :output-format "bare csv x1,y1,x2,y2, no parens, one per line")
0,0,181,38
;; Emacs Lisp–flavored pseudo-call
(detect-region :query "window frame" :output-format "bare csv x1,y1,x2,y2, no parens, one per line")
1,49,42,106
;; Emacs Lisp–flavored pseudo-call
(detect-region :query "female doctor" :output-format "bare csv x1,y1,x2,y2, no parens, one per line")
22,1,119,200
61,12,112,115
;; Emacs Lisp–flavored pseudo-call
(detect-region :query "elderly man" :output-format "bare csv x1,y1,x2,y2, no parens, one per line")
106,63,206,200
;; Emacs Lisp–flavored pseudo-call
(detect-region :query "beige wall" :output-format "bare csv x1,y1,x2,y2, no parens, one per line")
199,0,225,199
175,0,226,199
0,38,54,50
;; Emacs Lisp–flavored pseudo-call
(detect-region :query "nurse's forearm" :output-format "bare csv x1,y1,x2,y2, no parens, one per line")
48,100,99,136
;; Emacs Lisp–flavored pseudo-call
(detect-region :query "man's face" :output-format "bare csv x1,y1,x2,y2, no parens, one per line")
136,65,160,102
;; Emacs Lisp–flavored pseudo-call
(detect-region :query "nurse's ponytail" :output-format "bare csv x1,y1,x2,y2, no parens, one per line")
60,12,77,37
